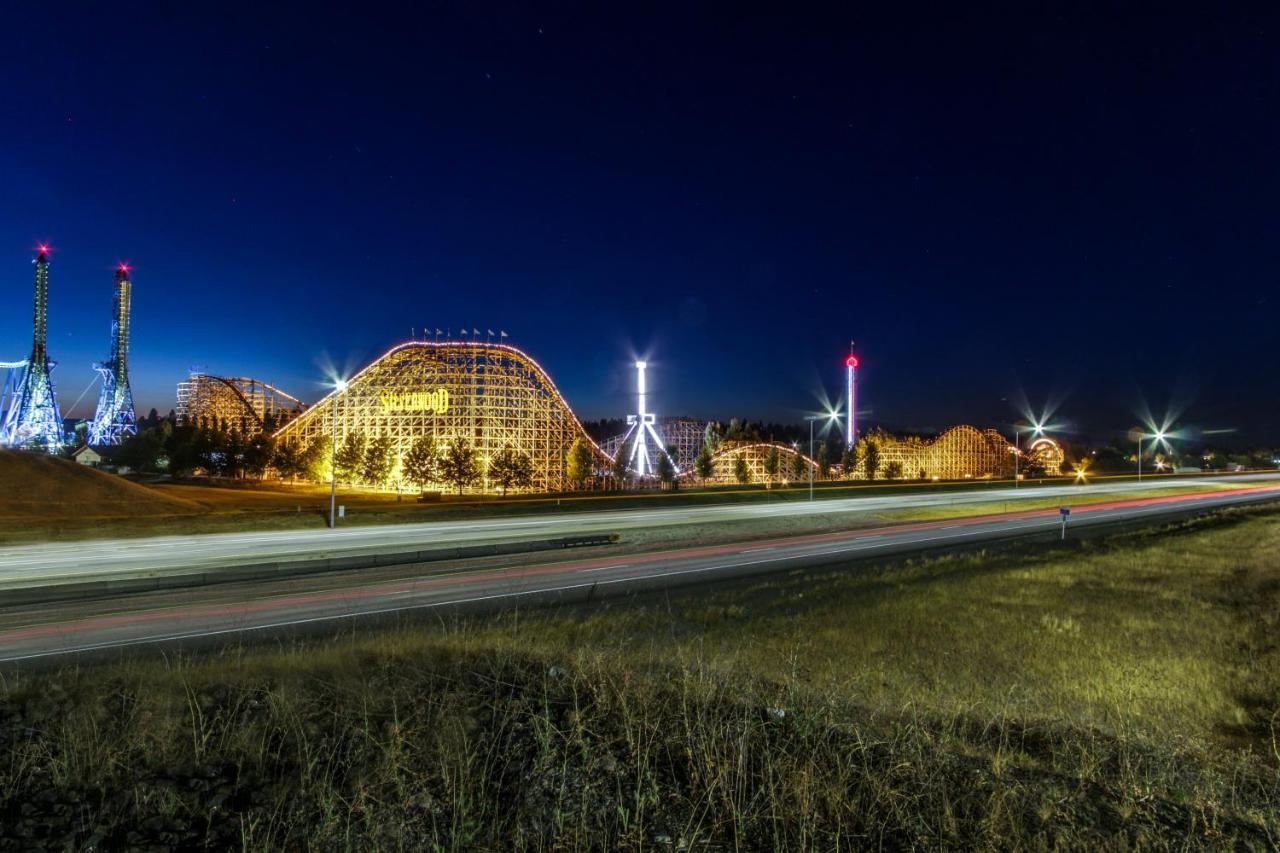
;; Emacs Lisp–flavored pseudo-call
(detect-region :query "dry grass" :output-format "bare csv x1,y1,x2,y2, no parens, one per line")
1,508,1279,848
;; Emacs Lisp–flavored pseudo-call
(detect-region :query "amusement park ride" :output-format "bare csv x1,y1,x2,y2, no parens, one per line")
0,247,64,451
1,246,137,451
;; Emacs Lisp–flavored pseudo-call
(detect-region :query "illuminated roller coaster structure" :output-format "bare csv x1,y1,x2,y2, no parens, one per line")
176,373,305,433
1027,436,1066,476
273,341,611,493
860,425,1015,480
682,441,818,484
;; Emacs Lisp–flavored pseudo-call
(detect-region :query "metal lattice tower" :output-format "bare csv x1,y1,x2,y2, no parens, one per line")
274,340,610,493
88,265,137,445
0,248,64,451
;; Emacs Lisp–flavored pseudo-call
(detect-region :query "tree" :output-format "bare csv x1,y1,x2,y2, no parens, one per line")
220,431,245,478
402,435,441,492
488,445,534,496
695,444,715,482
702,421,723,455
763,446,780,483
362,434,395,487
116,430,163,473
440,437,481,494
656,448,677,489
610,440,633,487
734,455,751,485
299,436,331,483
840,444,858,479
816,443,830,480
884,460,904,480
863,439,880,481
273,440,304,482
790,447,807,481
566,437,594,490
243,433,276,479
335,431,367,484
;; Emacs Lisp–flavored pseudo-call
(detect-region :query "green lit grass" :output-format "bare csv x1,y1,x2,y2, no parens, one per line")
1,507,1277,848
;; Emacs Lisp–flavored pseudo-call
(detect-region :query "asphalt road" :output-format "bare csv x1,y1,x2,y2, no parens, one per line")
2,473,1277,588
1,480,1278,663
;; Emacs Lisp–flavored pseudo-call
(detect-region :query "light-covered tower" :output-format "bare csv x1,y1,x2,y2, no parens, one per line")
89,264,137,445
845,351,859,448
624,360,673,476
0,246,65,451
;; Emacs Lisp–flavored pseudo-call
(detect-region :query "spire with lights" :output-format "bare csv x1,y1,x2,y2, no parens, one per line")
0,246,65,450
88,263,137,445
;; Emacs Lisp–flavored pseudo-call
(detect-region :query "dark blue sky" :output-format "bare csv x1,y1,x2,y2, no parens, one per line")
3,5,1277,442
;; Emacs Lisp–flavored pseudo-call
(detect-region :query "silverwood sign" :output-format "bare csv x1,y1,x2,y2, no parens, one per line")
378,388,450,414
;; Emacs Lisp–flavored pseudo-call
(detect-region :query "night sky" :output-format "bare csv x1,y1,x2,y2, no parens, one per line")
3,6,1277,443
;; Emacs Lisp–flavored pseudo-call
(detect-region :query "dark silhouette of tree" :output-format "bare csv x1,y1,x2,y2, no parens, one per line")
611,439,633,487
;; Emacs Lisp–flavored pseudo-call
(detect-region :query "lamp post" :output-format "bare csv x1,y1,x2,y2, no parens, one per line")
329,379,347,528
1012,422,1044,488
805,416,818,501
1136,429,1165,483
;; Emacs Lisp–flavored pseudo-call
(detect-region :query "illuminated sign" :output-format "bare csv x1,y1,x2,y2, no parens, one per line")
379,388,449,413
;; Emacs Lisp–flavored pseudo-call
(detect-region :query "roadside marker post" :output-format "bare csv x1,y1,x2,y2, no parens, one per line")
1060,506,1070,540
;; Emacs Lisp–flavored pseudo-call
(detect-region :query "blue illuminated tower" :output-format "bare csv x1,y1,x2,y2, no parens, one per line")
88,264,136,445
0,247,65,450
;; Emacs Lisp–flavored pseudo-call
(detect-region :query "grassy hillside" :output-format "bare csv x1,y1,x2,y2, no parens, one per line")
1,508,1277,848
0,450,199,519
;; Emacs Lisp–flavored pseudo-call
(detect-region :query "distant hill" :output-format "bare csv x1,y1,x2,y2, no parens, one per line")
0,450,200,519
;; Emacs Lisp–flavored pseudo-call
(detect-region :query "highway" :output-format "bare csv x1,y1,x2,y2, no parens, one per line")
1,478,1278,663
1,473,1277,588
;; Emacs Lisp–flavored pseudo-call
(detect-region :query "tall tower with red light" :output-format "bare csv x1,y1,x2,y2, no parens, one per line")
845,346,859,449
89,264,137,445
0,246,65,450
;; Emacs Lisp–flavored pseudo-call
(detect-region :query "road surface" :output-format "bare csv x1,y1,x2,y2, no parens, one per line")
1,480,1277,663
2,473,1277,589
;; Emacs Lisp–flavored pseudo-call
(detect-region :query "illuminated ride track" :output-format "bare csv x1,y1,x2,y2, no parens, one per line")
177,373,306,433
864,425,1015,480
684,441,818,484
273,341,612,493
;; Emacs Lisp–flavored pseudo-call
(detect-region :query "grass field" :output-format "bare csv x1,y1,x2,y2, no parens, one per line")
1,507,1277,848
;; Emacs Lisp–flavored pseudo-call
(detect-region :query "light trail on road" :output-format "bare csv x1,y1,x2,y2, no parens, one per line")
1,473,1276,586
1,481,1278,663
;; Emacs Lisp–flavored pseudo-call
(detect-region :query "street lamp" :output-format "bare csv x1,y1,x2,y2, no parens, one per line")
1136,429,1166,483
804,416,818,501
805,410,840,501
1013,421,1045,488
329,378,348,528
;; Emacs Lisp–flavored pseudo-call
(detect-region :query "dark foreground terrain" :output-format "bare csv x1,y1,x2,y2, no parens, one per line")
1,509,1278,849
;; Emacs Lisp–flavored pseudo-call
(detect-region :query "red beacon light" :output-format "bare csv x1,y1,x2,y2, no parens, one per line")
845,354,859,368
117,262,131,273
